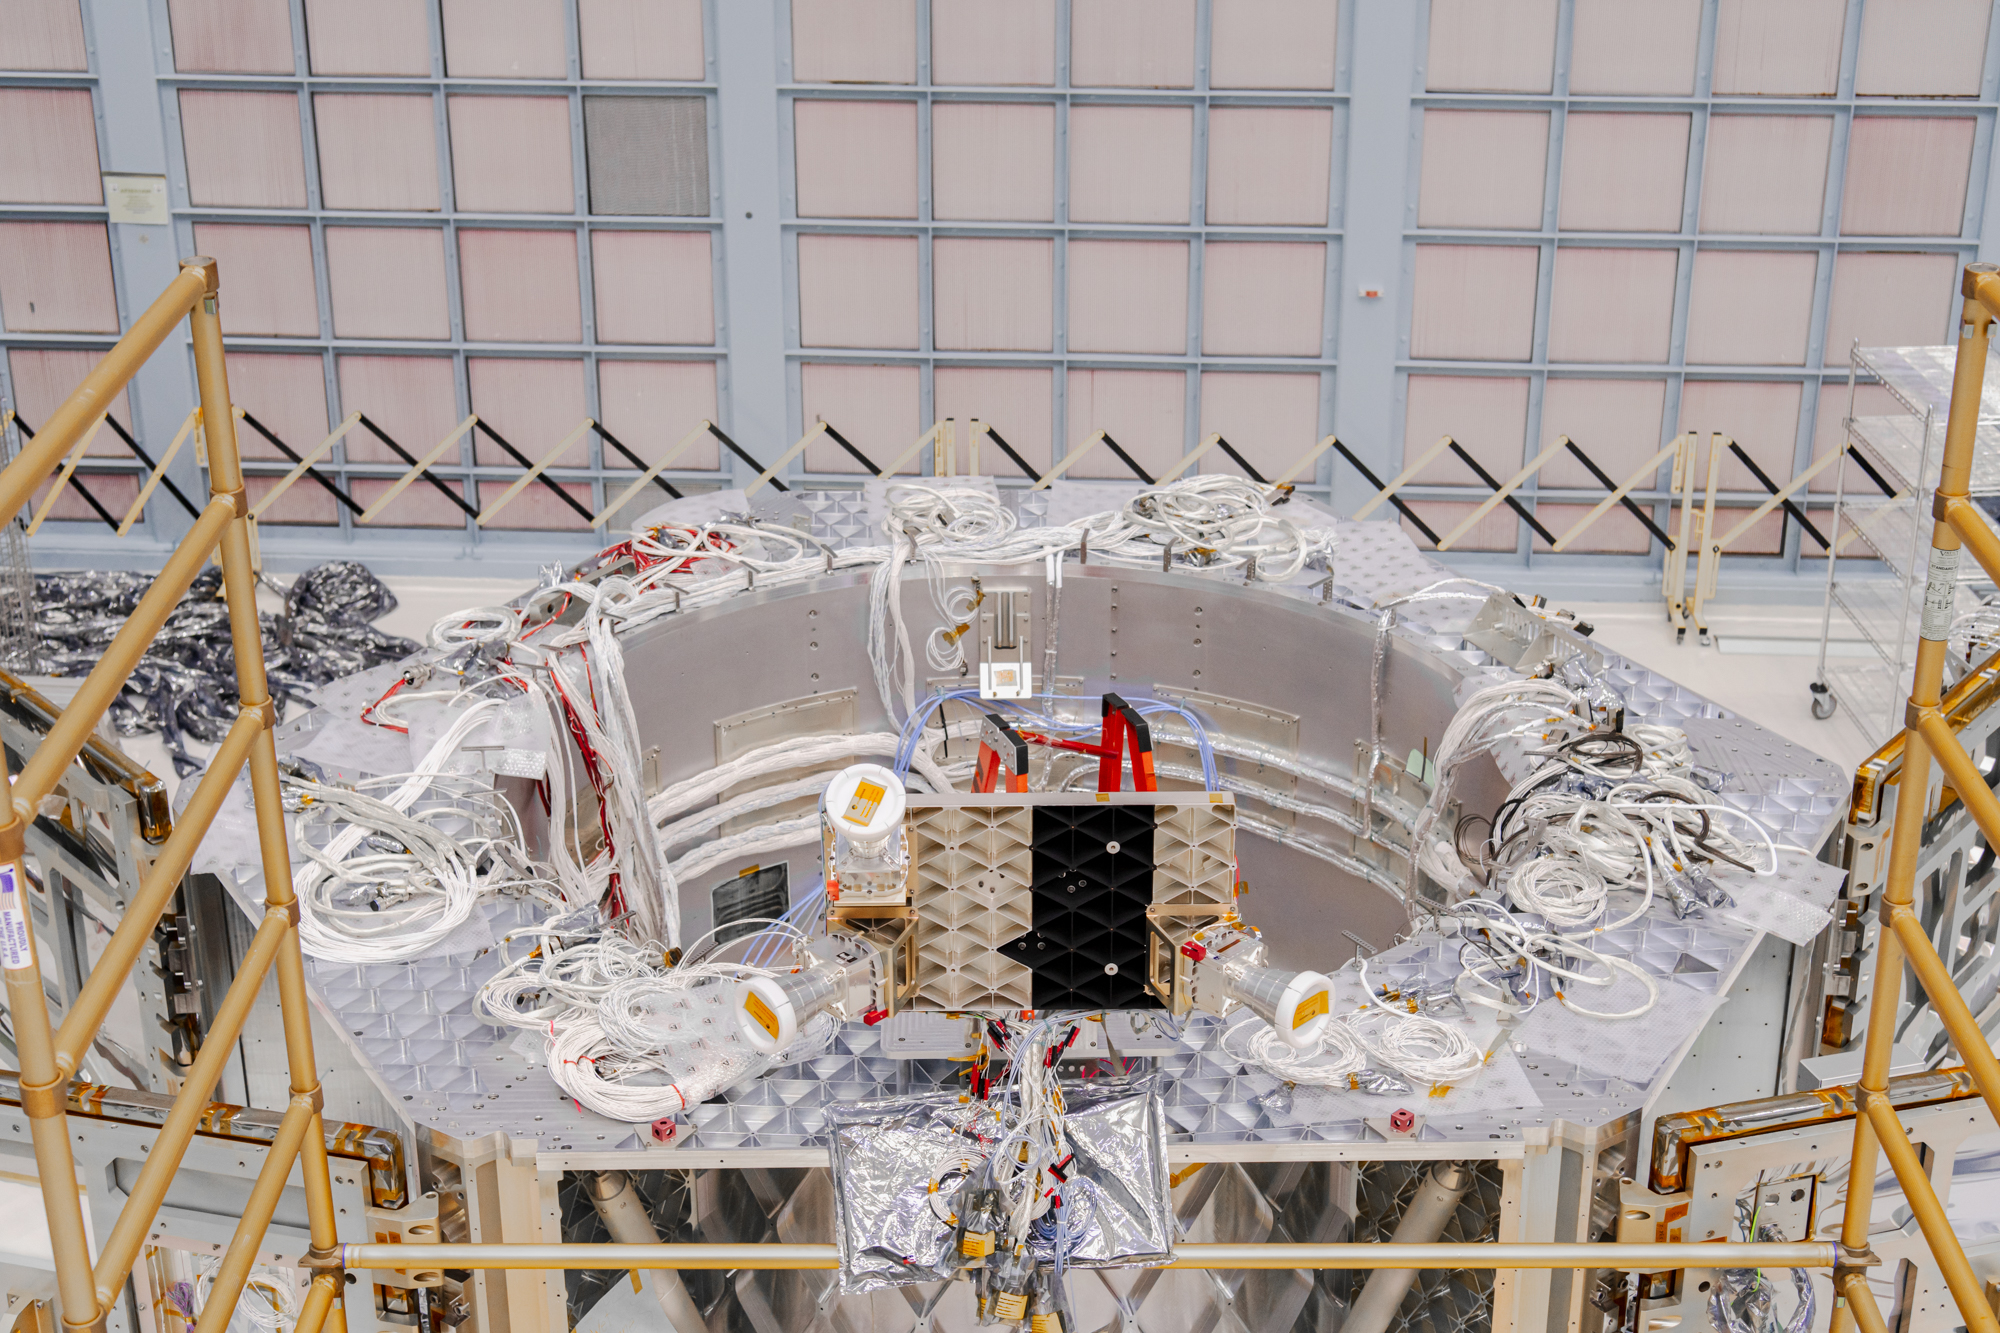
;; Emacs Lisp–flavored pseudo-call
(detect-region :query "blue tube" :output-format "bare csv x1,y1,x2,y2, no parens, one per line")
742,877,826,968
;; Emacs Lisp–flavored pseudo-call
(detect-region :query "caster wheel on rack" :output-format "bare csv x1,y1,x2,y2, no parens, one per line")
1810,684,1838,721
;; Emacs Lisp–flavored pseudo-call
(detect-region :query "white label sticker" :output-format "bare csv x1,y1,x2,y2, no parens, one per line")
1921,544,1962,640
0,863,32,970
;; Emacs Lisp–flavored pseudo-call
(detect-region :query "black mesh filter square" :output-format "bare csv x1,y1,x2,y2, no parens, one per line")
1016,804,1159,1010
583,95,709,216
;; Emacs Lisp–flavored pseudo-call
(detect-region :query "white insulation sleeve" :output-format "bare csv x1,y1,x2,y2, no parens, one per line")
1921,542,1963,641
647,732,950,827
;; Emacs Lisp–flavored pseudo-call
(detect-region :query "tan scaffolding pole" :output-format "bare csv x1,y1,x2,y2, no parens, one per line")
1665,432,1698,631
1828,260,2000,1333
1683,432,1726,633
0,264,207,524
14,495,235,818
190,1098,316,1333
1351,435,1453,520
476,417,595,525
2,739,99,1331
249,410,362,521
51,710,264,1074
333,1240,1836,1274
934,416,956,476
3,255,346,1333
592,419,716,527
357,413,477,524
116,407,201,535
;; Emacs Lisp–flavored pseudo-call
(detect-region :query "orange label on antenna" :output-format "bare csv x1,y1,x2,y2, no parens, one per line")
1292,988,1330,1028
844,780,886,824
743,989,782,1040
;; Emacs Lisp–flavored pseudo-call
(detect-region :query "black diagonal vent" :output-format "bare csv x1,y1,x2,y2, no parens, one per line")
1015,804,1159,1010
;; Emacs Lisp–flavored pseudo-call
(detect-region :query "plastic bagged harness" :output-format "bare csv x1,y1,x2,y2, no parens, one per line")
34,560,418,775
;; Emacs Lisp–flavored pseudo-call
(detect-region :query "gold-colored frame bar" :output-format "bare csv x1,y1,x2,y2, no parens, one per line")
331,1240,1835,1273
1,257,345,1333
1830,261,2000,1333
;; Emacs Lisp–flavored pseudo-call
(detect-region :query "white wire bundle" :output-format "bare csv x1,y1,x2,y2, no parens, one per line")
190,1257,299,1333
658,774,831,852
1349,1004,1487,1089
579,599,679,944
1406,676,1586,898
478,924,665,1029
1102,475,1329,581
481,916,838,1121
1222,1013,1368,1088
867,485,1075,723
290,699,577,963
1504,855,1609,932
668,813,821,885
973,1018,1077,1245
1442,899,1663,1021
546,1008,836,1121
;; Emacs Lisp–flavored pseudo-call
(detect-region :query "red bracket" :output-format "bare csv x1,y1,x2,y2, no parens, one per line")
1098,693,1157,793
972,708,1031,794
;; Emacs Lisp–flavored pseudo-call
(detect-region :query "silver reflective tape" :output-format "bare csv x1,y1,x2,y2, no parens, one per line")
1921,543,1962,640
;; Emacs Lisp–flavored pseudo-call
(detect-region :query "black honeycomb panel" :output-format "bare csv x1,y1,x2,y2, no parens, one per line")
1015,804,1159,1010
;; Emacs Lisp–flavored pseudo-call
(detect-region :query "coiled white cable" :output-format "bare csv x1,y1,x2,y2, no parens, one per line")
1349,1006,1487,1089
1222,1014,1368,1088
1505,855,1608,931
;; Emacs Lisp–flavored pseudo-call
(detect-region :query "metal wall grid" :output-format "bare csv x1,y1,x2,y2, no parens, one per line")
1393,0,2000,581
6,0,2000,587
774,0,1349,491
0,0,733,570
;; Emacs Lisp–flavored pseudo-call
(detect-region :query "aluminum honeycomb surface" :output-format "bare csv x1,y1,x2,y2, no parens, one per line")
243,510,1847,1160
909,803,1034,1010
